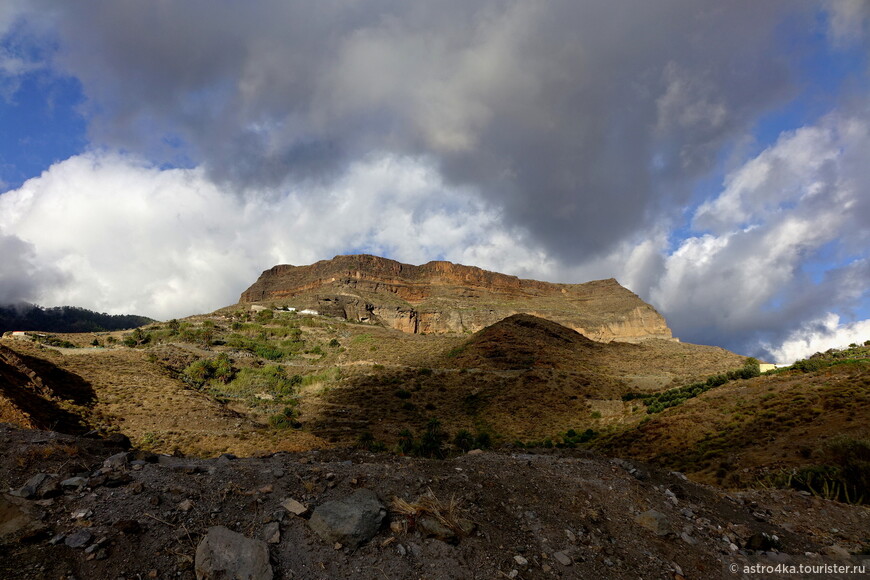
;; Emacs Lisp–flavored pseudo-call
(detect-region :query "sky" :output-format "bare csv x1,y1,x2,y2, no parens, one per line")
0,1,868,363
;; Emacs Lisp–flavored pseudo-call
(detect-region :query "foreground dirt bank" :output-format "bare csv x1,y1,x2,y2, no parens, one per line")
1,424,867,579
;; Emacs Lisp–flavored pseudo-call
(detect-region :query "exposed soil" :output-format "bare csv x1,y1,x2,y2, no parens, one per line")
2,424,868,580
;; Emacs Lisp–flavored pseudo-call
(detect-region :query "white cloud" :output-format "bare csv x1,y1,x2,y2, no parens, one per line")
650,110,870,354
766,313,870,364
824,0,870,46
0,150,537,319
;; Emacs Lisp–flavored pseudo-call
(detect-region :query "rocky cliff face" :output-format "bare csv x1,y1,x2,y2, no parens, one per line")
239,254,674,342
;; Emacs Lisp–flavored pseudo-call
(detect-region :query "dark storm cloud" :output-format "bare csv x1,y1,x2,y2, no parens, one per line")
34,0,809,261
0,234,66,304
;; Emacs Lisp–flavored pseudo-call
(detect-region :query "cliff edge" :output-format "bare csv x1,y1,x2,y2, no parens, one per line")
239,255,674,343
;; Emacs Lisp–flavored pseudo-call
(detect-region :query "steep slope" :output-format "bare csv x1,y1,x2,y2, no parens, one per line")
0,344,94,434
239,254,673,342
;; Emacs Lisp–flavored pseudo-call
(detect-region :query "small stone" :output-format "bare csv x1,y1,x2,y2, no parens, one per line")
822,545,851,559
262,522,280,544
542,564,552,573
194,526,272,580
308,489,386,550
514,555,528,566
396,544,407,556
635,510,670,537
103,452,130,470
272,469,285,478
508,570,518,578
177,499,194,512
417,516,456,543
64,529,93,549
72,509,93,520
565,529,576,543
680,532,697,545
61,477,88,490
334,542,343,550
12,473,60,499
148,570,158,578
48,533,66,545
467,449,484,455
281,498,309,517
408,543,423,558
553,551,572,566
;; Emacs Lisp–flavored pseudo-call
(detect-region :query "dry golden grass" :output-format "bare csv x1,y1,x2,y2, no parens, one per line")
597,362,870,487
391,488,475,537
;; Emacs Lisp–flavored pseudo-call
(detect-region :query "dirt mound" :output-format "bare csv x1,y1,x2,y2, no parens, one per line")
447,313,601,371
1,424,867,580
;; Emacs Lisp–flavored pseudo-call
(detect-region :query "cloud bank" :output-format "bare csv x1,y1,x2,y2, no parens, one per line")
0,1,868,363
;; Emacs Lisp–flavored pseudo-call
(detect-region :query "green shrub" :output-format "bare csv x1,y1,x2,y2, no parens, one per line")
397,429,416,455
418,418,448,458
269,406,300,429
453,429,475,452
475,431,492,449
182,354,237,388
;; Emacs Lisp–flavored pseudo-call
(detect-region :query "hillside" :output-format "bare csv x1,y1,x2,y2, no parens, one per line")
238,254,674,342
597,344,870,495
0,300,868,577
0,309,744,458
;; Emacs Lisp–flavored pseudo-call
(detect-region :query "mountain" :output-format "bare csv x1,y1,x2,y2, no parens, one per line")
239,254,674,342
0,303,155,335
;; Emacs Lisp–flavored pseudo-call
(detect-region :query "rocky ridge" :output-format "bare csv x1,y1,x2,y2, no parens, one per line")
239,254,673,342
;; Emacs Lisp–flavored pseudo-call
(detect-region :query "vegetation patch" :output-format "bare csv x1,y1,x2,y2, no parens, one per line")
622,358,760,413
760,435,869,504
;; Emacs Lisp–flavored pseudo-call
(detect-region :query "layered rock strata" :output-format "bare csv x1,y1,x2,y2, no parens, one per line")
239,254,674,342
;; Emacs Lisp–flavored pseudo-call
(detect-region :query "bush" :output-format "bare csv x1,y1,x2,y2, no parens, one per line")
418,418,448,459
182,354,237,388
269,406,300,429
475,431,492,449
453,429,475,452
397,429,416,455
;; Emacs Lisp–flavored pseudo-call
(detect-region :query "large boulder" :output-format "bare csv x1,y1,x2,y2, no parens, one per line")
308,489,386,549
194,526,272,580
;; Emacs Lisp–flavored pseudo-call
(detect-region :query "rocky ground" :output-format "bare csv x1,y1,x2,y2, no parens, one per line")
2,424,868,580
